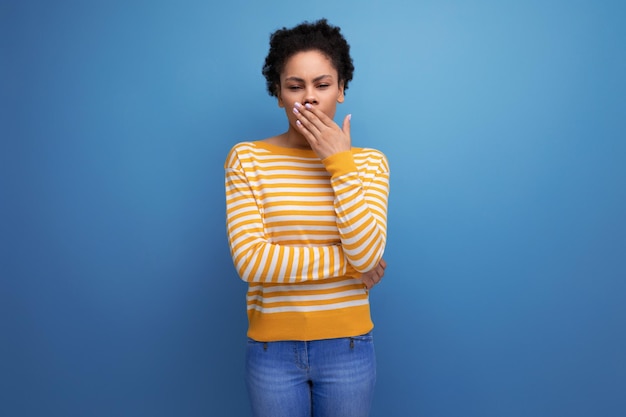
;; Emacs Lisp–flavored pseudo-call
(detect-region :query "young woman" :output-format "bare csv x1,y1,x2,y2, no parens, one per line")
224,19,390,417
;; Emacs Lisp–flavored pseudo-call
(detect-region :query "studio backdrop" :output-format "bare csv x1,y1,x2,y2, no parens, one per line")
2,1,625,416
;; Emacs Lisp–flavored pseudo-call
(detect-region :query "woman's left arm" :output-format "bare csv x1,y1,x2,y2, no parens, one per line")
323,149,390,272
294,103,390,273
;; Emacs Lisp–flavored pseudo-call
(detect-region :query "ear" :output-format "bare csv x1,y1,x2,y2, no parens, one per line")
337,81,345,103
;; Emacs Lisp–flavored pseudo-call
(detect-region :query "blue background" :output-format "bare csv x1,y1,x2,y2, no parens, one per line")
2,1,625,416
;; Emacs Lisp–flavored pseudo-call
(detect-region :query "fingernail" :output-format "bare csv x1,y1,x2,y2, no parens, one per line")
293,107,300,114
294,102,302,108
305,103,312,110
348,114,352,121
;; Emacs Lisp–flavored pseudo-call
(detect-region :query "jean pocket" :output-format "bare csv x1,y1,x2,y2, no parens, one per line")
350,331,373,342
247,338,270,354
349,331,374,350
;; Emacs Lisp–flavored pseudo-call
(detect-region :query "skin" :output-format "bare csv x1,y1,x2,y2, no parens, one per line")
266,49,386,289
268,50,350,156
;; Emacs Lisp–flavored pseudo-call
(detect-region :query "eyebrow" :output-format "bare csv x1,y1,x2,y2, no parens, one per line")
284,74,334,83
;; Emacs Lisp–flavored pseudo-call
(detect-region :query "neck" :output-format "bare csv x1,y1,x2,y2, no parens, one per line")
280,126,312,149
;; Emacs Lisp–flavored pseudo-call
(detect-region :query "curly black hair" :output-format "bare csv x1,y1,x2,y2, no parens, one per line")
262,18,355,98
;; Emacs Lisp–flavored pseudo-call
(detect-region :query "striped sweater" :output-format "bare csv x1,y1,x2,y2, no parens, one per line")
224,141,390,341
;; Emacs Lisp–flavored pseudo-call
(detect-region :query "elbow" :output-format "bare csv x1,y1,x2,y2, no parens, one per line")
349,249,385,273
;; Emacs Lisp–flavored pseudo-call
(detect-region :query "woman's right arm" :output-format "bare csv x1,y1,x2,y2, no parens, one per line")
225,147,360,284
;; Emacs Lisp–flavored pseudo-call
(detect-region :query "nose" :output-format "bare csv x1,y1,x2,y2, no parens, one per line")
303,87,318,105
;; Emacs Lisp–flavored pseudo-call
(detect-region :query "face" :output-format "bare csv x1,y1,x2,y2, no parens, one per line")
277,50,345,128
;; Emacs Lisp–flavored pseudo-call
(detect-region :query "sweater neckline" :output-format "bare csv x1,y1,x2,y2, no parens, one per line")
253,140,318,157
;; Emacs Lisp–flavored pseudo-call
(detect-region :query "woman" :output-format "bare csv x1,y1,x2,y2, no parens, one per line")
224,18,390,417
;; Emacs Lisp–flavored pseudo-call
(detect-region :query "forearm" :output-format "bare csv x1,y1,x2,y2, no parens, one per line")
228,230,360,283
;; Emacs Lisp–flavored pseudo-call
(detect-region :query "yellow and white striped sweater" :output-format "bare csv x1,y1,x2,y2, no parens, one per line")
224,141,390,341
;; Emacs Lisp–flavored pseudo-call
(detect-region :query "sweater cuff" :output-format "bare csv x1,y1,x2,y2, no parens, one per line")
321,151,357,178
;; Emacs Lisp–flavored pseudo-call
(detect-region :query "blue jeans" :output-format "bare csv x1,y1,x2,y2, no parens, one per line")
245,332,376,417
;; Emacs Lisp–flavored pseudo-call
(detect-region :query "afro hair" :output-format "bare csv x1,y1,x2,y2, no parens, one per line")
262,18,355,98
